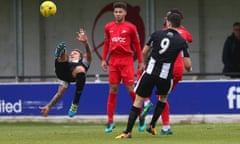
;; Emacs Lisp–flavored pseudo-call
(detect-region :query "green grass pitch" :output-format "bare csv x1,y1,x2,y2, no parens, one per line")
0,122,239,144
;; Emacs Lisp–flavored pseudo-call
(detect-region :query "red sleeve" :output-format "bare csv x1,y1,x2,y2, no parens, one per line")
102,25,109,61
131,25,143,63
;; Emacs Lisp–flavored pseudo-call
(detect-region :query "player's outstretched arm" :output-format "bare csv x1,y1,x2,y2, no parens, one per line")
39,85,67,116
76,28,92,62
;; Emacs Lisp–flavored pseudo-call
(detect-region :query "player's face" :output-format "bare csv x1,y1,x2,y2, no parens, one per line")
166,20,172,28
113,8,127,23
233,25,240,39
69,50,81,62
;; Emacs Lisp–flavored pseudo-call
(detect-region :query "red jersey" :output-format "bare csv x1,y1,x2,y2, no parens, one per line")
177,26,192,43
102,21,142,63
174,26,193,69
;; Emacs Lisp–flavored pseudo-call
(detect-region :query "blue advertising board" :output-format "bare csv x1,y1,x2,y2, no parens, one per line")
0,80,239,116
168,80,240,114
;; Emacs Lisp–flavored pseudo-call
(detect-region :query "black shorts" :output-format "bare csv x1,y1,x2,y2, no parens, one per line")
55,60,75,82
135,72,173,98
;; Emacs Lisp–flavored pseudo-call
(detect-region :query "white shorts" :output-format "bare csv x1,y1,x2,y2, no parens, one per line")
58,79,69,88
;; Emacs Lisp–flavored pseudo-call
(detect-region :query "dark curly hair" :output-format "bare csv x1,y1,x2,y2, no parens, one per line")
113,1,127,11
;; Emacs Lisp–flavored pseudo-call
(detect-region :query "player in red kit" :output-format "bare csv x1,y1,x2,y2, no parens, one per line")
101,1,144,133
141,8,193,135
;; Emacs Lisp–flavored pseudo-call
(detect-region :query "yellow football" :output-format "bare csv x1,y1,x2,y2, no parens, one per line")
40,1,57,17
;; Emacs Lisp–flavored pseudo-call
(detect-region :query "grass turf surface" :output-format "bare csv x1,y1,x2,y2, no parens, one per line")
0,122,239,144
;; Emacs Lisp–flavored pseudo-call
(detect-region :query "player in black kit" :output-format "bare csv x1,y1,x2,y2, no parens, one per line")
39,28,92,118
115,13,192,139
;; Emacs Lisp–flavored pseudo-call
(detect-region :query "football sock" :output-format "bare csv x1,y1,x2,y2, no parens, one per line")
128,91,142,115
161,101,170,125
72,72,86,105
162,125,170,131
107,93,117,123
144,98,151,107
126,106,140,133
150,101,166,128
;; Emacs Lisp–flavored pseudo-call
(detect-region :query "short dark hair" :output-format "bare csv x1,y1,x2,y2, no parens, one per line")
113,1,127,11
164,8,183,27
233,22,240,27
168,8,184,19
167,13,181,28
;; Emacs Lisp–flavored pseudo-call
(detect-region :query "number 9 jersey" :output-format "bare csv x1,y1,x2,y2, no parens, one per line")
145,29,190,79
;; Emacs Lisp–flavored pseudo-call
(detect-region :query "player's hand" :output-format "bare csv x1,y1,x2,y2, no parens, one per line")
137,62,145,72
186,67,192,72
39,105,50,117
136,63,146,79
76,28,88,44
138,64,146,74
101,60,108,72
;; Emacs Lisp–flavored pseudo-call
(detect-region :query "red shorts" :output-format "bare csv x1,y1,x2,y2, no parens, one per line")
108,56,135,85
173,65,184,82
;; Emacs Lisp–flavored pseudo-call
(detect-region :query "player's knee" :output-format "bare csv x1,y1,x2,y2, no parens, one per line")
109,84,119,93
72,66,85,77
